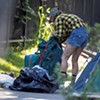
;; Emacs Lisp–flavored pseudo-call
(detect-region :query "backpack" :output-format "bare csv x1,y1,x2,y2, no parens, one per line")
24,36,63,75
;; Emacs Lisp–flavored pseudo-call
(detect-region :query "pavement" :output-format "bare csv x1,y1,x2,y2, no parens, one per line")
0,88,64,100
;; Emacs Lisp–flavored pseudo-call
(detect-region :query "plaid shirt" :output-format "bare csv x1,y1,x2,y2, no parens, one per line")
54,14,85,38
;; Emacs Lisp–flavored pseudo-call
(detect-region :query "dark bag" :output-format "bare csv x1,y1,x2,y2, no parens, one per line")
24,36,63,75
10,66,58,93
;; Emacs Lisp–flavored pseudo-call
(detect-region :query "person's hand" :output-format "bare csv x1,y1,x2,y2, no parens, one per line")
58,35,68,43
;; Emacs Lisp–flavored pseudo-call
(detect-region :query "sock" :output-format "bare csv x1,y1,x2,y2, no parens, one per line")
61,71,67,76
72,74,77,78
60,72,67,83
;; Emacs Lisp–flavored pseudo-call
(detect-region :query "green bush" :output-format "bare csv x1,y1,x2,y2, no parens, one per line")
38,7,53,39
30,6,53,48
86,23,100,52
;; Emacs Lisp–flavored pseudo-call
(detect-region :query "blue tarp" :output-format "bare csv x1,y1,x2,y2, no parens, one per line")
73,52,100,92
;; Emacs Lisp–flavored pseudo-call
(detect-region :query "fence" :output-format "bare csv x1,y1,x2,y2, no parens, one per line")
43,0,100,25
0,0,18,56
0,0,100,56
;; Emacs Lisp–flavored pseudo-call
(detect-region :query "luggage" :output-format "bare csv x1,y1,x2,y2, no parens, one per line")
24,36,63,75
24,54,39,67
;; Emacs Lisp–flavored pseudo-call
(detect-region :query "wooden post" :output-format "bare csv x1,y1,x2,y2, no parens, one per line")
92,0,95,25
6,0,12,48
83,0,86,20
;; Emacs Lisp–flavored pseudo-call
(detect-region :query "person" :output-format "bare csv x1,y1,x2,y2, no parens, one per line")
49,7,89,85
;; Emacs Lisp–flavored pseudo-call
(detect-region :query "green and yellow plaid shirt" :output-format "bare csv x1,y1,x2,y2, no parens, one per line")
54,13,85,38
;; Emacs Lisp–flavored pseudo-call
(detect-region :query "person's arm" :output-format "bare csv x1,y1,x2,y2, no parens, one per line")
52,17,68,43
54,17,65,37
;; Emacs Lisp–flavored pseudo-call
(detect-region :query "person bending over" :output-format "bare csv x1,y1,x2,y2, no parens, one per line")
49,7,89,84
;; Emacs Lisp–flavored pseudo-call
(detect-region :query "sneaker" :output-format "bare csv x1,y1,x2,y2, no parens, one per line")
66,77,76,90
70,77,76,86
62,73,67,81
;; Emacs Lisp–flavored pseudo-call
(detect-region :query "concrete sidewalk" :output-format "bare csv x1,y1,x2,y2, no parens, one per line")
0,88,64,100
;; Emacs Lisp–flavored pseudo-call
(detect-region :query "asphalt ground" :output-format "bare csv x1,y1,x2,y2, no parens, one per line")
0,88,64,100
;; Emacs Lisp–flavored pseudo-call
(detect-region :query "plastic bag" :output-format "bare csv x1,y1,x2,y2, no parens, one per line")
0,74,15,88
10,65,58,93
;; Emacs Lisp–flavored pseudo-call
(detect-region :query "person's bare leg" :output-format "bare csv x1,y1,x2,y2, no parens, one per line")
71,47,83,84
72,47,83,75
60,44,77,73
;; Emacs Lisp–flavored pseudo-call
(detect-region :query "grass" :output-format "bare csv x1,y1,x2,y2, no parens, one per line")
0,52,23,77
0,47,37,77
0,45,88,78
0,46,92,100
